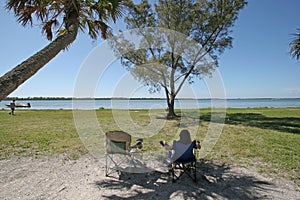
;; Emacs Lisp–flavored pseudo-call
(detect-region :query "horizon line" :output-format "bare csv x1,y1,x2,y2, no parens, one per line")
4,97,300,100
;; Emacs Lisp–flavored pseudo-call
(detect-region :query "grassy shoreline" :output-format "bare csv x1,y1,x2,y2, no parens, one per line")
1,107,299,182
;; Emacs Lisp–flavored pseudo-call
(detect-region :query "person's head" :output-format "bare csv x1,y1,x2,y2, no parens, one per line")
179,129,192,144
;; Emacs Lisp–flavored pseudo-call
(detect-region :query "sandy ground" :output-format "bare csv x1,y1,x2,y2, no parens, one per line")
0,154,299,200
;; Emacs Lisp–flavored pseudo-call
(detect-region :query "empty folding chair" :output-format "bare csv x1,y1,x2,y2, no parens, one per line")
105,131,131,176
105,130,145,177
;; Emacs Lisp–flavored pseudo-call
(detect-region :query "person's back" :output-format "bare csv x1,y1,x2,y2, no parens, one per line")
171,140,196,162
160,129,200,162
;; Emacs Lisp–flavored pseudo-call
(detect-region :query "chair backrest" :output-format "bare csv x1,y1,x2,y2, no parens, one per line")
172,140,196,163
106,131,131,154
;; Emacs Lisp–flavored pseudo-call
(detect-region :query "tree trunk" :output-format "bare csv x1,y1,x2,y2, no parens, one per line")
167,94,178,119
0,16,79,101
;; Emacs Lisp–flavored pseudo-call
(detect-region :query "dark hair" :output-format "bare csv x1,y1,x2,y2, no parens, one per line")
179,129,192,144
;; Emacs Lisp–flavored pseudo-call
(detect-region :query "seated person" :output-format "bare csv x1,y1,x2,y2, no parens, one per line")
160,129,201,163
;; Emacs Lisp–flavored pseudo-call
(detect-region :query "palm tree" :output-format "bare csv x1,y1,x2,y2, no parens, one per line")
0,0,125,101
290,28,300,60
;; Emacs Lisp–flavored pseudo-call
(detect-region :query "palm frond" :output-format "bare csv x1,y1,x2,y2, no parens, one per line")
6,0,126,40
96,20,109,39
79,0,126,39
42,19,59,40
290,28,300,60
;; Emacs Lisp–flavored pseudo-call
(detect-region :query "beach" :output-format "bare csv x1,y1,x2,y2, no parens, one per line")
1,154,299,200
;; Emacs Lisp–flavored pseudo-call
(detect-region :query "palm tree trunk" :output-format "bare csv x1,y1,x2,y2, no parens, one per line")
0,17,79,101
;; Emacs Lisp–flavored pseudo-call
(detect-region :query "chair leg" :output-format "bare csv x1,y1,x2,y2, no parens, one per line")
193,161,197,183
187,162,197,182
171,164,184,183
105,154,108,176
171,162,197,183
105,154,119,177
171,165,176,183
172,170,176,183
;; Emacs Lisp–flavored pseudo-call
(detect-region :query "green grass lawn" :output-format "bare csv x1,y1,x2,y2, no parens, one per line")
0,107,299,182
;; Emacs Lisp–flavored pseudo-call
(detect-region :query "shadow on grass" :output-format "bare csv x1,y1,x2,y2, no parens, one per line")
94,161,272,200
201,112,300,134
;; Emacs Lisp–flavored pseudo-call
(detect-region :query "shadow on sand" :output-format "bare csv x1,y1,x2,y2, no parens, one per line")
94,161,272,199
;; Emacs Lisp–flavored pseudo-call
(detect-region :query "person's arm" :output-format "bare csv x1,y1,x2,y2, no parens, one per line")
160,140,173,150
195,140,201,149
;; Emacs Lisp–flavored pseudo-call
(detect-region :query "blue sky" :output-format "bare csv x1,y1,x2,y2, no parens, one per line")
0,0,300,99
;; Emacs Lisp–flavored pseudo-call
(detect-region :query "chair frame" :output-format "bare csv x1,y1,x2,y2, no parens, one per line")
171,155,197,183
105,131,145,177
105,131,131,177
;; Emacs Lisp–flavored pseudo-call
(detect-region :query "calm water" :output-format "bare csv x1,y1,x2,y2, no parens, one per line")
1,98,300,110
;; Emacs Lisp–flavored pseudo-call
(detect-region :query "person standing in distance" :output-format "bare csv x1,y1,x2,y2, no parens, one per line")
9,99,16,115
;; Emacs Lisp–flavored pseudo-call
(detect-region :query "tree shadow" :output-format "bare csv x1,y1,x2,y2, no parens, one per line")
94,161,273,199
201,112,300,134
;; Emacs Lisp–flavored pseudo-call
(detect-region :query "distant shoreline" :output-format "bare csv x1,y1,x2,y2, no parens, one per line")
4,97,300,101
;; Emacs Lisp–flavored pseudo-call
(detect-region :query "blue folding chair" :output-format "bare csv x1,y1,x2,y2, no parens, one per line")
170,140,198,183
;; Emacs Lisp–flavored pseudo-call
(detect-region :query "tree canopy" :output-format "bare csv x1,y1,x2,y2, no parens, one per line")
7,0,125,40
109,0,247,118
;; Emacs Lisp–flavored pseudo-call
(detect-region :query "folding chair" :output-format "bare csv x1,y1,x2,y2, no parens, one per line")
170,140,198,183
105,131,144,177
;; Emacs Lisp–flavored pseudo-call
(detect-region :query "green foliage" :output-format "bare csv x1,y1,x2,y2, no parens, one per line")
289,28,300,60
109,0,247,117
6,0,126,40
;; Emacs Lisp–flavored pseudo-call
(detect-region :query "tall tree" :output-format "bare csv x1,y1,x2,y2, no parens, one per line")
0,0,125,101
109,0,247,118
290,28,300,60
